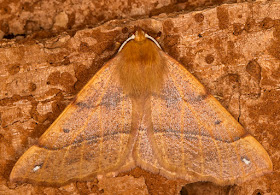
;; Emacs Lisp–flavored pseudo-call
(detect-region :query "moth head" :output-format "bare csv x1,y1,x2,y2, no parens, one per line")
134,29,146,42
118,29,161,52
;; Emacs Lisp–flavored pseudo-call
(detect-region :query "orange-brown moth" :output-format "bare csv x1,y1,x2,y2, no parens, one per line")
10,29,272,186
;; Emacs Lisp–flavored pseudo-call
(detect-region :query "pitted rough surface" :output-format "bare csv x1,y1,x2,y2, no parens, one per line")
0,0,242,38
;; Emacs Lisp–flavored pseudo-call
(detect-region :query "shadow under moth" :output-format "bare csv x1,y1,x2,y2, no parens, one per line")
10,29,272,186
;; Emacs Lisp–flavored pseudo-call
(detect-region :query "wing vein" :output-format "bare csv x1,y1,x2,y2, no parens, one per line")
180,99,185,170
167,65,205,174
167,60,242,180
58,69,114,176
80,141,85,179
118,95,125,165
98,105,103,171
70,72,114,146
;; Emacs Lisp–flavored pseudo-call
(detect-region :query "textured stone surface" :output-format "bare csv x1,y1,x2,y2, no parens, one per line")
0,0,242,38
98,175,149,195
0,1,279,194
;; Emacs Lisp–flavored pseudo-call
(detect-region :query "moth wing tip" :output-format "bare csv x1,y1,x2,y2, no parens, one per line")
9,173,24,185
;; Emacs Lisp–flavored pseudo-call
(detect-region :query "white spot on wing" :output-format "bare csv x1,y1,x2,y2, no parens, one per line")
241,157,251,165
33,165,42,172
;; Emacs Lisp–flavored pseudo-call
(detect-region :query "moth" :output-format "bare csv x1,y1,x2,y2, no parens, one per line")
10,29,272,186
